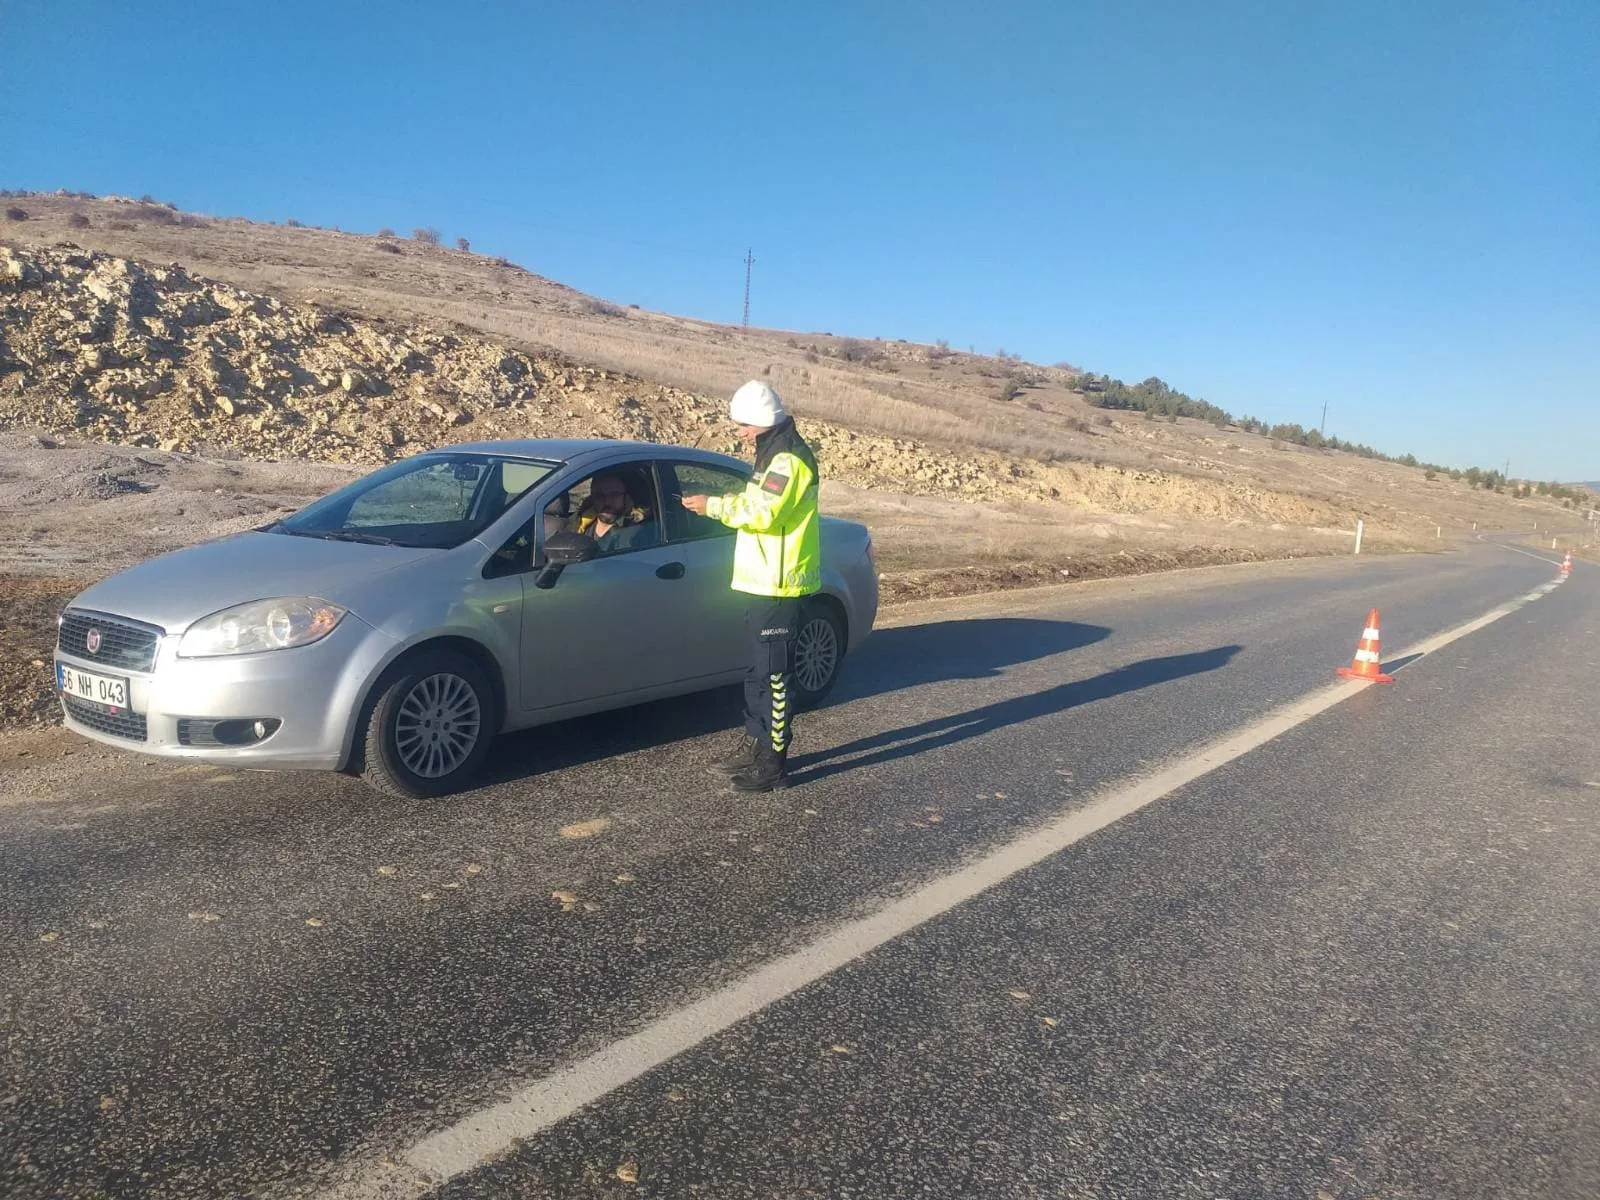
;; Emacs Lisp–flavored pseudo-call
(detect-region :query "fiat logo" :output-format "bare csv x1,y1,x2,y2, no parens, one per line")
85,627,102,654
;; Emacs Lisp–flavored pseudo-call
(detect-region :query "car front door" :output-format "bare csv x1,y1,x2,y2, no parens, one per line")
505,461,716,714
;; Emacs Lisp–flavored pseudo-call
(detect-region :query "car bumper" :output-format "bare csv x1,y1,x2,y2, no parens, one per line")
53,617,396,771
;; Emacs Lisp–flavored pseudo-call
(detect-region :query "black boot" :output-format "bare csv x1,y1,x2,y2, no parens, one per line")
730,741,788,792
707,733,759,778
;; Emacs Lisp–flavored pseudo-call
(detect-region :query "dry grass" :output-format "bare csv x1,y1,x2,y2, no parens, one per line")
5,191,1588,555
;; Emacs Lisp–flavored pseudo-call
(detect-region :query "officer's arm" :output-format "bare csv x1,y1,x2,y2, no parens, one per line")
706,455,811,531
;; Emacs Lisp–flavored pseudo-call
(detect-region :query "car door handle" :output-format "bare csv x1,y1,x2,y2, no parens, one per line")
656,561,686,580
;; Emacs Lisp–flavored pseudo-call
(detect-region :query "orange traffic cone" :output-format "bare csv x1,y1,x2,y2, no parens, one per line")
1560,551,1572,575
1336,607,1394,683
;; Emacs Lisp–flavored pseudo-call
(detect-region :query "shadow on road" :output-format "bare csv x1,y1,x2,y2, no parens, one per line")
480,617,1112,784
831,618,1112,701
791,645,1243,783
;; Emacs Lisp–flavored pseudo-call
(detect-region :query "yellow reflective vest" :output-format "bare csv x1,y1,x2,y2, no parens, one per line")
705,447,821,597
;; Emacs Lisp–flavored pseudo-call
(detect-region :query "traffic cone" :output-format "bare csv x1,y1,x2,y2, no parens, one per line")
1336,607,1394,683
1560,551,1572,575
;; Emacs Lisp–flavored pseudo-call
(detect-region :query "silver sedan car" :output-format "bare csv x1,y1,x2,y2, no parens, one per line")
52,439,878,796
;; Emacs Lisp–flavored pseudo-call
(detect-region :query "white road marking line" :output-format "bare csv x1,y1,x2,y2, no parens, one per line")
319,576,1566,1200
1479,535,1563,566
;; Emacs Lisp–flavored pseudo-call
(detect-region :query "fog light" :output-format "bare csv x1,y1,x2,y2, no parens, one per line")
177,717,282,747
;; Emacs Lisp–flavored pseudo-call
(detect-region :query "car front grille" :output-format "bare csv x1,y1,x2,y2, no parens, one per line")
58,609,163,672
62,695,149,742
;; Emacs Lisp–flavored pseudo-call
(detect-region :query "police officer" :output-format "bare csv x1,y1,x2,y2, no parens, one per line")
681,380,821,792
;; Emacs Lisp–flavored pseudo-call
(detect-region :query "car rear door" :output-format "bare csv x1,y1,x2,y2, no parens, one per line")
656,459,750,679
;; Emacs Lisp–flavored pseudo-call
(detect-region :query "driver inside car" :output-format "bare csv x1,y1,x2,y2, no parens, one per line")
565,471,658,554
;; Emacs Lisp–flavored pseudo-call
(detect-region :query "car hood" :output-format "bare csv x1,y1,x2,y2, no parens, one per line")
67,531,439,631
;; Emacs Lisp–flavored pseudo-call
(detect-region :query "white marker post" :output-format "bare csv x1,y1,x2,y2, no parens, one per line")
1354,519,1364,555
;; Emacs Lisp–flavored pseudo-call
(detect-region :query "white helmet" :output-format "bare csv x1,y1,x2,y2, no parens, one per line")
728,379,787,428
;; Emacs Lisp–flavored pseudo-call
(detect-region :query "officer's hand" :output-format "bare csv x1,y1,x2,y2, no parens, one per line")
681,494,709,515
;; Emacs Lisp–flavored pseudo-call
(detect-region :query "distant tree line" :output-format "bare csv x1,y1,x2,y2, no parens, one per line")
1068,372,1595,508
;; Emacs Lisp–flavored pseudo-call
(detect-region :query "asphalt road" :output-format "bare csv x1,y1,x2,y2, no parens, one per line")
2,541,1595,1199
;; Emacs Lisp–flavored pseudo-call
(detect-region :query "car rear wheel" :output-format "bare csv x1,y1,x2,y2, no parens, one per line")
357,649,495,798
792,600,845,710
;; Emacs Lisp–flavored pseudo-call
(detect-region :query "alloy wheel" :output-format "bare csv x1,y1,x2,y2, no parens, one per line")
394,672,482,779
795,615,840,693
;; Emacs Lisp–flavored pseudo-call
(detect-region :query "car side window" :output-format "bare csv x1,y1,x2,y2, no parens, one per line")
662,462,750,542
540,462,663,559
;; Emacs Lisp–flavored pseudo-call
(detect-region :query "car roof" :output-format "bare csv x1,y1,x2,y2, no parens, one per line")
425,438,747,471
431,437,649,460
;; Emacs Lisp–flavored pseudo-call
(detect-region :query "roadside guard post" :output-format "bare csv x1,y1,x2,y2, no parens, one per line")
1337,607,1394,683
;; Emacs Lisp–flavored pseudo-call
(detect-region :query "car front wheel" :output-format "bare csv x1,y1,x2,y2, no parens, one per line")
357,649,495,798
791,601,845,710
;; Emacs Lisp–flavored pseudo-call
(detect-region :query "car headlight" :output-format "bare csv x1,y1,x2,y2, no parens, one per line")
177,598,347,658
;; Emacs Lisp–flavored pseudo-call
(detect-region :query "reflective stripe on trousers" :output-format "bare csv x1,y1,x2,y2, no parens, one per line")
744,596,801,752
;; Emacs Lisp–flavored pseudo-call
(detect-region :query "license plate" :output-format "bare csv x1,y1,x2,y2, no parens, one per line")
58,663,130,710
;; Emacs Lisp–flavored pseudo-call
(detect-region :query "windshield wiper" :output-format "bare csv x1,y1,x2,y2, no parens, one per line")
290,529,402,546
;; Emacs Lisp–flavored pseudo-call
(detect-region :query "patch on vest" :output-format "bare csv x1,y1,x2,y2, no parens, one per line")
761,471,789,495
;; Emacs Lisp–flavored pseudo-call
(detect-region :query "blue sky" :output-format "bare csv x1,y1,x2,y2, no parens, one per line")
3,1,1596,480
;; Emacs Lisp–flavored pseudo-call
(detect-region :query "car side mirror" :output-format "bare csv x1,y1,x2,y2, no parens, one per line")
533,531,597,589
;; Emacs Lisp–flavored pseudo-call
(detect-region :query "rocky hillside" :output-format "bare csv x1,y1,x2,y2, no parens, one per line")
0,241,1357,525
0,241,703,460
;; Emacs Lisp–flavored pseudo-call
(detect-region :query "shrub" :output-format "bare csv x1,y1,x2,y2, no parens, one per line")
375,240,402,255
68,212,90,228
456,236,470,252
131,203,177,224
999,377,1023,401
377,227,396,238
1065,417,1091,433
412,227,442,245
4,207,26,221
286,218,304,228
1096,413,1114,426
585,298,625,317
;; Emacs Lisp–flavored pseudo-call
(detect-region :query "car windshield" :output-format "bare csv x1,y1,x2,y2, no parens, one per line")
271,452,560,549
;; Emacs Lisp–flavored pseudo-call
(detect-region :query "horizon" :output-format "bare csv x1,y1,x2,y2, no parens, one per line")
3,0,1595,481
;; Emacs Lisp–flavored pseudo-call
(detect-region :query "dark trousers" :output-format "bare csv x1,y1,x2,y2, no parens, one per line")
743,596,800,753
